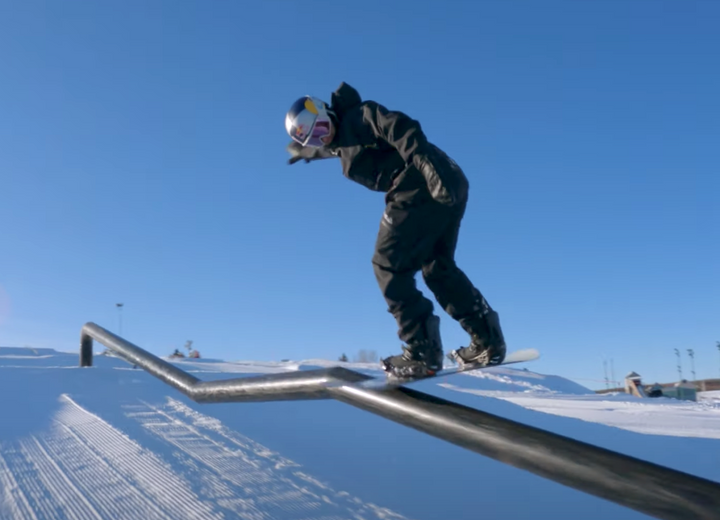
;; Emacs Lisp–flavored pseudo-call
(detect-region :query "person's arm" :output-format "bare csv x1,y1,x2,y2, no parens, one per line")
360,102,455,205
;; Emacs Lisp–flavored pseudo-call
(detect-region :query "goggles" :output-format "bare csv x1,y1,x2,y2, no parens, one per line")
286,96,333,148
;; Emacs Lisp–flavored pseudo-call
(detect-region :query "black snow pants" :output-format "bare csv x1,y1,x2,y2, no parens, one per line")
372,179,486,347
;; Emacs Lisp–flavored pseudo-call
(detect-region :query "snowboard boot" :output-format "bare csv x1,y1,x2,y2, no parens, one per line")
381,314,444,379
449,306,506,367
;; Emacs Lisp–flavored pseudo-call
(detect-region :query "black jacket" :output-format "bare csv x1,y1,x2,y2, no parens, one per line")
290,82,468,206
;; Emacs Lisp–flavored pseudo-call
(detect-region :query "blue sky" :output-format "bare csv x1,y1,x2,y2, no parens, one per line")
1,0,718,389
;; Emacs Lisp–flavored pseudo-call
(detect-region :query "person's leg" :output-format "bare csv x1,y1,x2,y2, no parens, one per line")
372,191,451,373
420,201,485,321
421,202,507,366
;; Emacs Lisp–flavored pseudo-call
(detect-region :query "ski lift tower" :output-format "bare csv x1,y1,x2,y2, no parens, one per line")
116,303,124,336
674,348,683,380
687,349,696,382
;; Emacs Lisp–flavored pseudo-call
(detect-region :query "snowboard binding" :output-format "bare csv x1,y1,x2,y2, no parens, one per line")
381,357,439,381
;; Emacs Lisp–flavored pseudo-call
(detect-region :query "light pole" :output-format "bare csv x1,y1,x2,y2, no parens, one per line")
116,303,124,336
716,341,720,378
674,348,683,381
603,358,609,389
687,349,696,381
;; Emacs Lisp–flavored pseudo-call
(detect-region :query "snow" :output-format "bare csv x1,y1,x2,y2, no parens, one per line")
699,390,720,402
440,386,720,439
1,348,719,519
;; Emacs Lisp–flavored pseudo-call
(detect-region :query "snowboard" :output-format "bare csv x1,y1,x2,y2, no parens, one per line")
357,348,540,390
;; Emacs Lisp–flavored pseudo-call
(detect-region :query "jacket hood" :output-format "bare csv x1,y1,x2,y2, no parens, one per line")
330,82,362,117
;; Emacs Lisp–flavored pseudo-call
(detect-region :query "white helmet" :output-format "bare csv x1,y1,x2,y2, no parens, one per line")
285,96,335,148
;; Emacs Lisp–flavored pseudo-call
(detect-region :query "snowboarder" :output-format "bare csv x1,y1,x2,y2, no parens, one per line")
284,82,506,378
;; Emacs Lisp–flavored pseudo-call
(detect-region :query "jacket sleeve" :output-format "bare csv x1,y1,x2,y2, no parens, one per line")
360,102,455,205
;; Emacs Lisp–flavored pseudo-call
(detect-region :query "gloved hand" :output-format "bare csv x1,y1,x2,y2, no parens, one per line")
286,141,336,165
287,141,309,164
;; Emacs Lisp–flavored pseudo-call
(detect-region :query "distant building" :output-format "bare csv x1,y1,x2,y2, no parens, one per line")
624,372,647,398
618,372,698,402
598,374,719,397
661,380,697,402
647,383,663,398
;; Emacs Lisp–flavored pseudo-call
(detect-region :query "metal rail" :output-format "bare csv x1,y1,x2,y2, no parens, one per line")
80,322,720,520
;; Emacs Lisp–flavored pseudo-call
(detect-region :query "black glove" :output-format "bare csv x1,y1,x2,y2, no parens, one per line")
287,141,308,164
286,141,336,165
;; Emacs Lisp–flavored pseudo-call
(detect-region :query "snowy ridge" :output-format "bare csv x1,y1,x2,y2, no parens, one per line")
164,358,301,375
448,365,592,395
0,347,59,358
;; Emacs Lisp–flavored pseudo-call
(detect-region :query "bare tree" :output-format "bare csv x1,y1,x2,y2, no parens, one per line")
354,349,378,363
